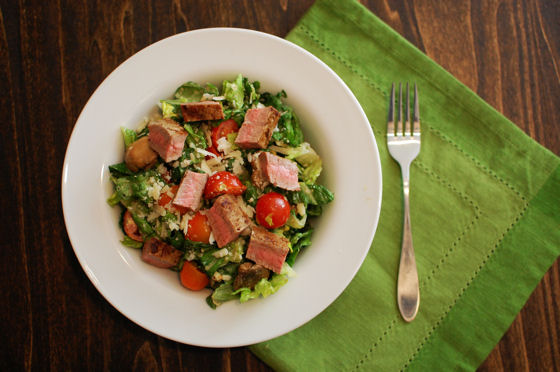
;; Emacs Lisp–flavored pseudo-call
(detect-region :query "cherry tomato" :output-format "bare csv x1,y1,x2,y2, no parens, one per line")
204,171,247,199
211,119,239,152
186,211,212,243
158,185,189,215
255,192,291,229
123,210,143,241
180,261,210,291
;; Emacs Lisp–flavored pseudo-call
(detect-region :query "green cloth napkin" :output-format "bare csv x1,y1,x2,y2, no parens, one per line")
249,0,560,370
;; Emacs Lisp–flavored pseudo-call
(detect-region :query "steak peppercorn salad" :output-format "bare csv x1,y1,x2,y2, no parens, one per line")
107,75,334,308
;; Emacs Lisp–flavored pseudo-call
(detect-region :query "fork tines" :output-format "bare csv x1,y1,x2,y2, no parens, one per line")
388,82,420,137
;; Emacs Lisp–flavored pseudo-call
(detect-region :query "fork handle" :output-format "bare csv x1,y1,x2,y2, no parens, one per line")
397,166,420,322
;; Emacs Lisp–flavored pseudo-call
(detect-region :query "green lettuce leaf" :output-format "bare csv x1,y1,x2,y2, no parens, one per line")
222,74,245,110
301,158,323,184
108,162,134,177
160,99,183,120
121,236,143,249
261,90,304,146
121,127,137,148
174,81,205,102
235,274,289,303
286,228,313,266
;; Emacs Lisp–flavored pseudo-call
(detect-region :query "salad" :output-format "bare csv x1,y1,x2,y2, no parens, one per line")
107,74,334,308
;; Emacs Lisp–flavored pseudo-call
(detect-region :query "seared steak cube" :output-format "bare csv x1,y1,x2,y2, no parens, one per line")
148,118,188,162
235,106,280,149
233,262,270,290
181,101,224,122
206,194,251,247
142,237,182,269
251,152,300,191
246,226,290,274
173,171,208,211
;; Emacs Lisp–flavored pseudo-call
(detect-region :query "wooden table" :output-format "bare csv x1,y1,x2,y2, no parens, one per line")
2,1,558,370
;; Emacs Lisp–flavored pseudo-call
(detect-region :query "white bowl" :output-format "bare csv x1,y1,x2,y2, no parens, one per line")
62,28,382,347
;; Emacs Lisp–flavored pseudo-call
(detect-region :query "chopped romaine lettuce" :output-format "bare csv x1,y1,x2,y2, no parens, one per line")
184,123,207,149
286,210,307,229
107,191,121,206
108,162,134,177
121,236,143,249
309,184,334,205
301,158,323,184
121,127,137,148
130,212,154,236
286,228,313,266
160,99,183,120
261,90,304,146
235,274,289,303
174,81,205,102
269,142,319,166
222,74,245,110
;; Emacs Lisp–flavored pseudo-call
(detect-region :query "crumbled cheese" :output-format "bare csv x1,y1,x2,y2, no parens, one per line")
185,250,196,261
231,157,246,176
217,137,233,155
155,220,169,238
156,163,167,175
221,274,232,281
209,232,215,245
180,213,194,235
212,248,229,258
147,205,166,222
224,150,243,161
147,177,164,201
196,147,218,159
212,272,223,282
206,156,226,174
172,161,180,168
164,212,181,232
197,159,213,175
180,158,190,168
256,102,266,108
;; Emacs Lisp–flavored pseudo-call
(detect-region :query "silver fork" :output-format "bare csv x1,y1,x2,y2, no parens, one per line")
387,82,420,322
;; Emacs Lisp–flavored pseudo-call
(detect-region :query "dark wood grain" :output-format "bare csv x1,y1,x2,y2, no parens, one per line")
0,0,558,371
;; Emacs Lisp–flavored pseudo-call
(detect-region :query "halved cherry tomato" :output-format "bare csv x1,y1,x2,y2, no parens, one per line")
186,211,212,243
158,185,189,215
203,171,247,199
123,210,143,241
255,192,291,229
180,261,210,291
211,119,239,152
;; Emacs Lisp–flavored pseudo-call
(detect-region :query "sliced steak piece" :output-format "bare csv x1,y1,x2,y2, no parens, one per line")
235,106,280,149
142,237,182,269
246,226,290,274
251,152,300,191
249,152,270,190
148,118,188,162
233,262,270,290
181,101,224,122
173,171,208,211
124,136,158,172
206,194,251,247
